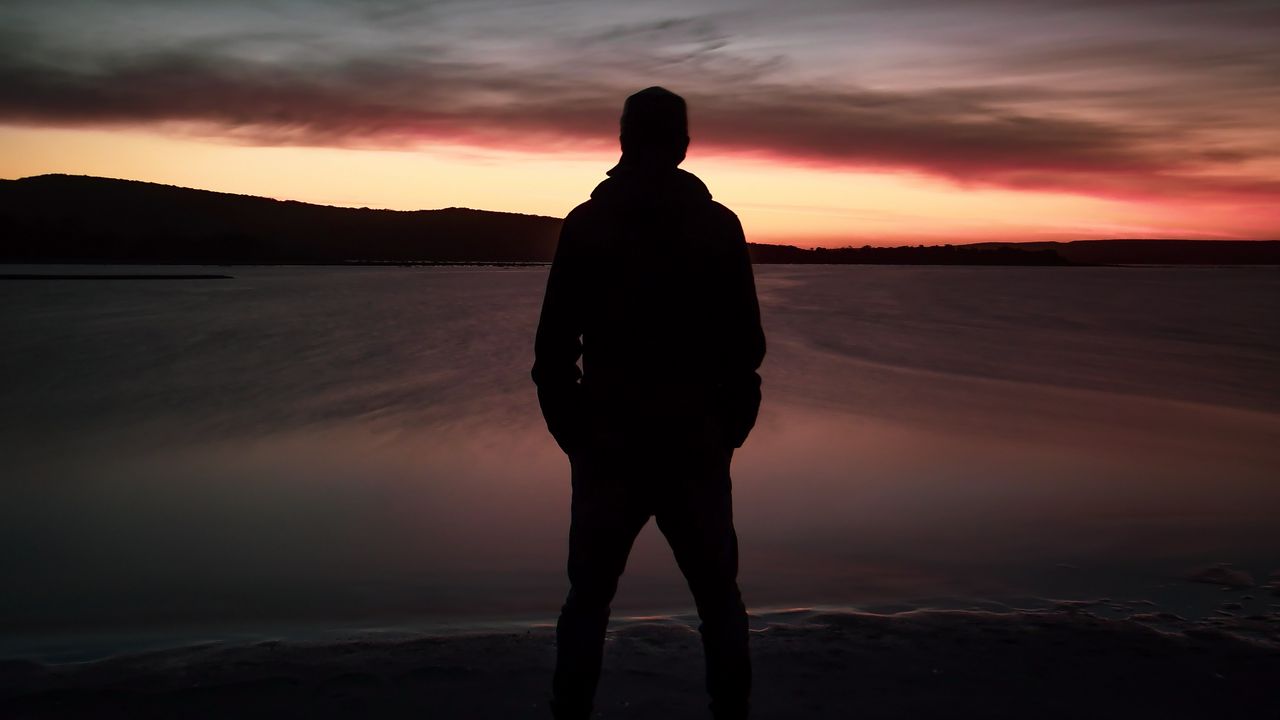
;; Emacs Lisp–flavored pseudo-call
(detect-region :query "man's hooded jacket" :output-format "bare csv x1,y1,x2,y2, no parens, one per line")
531,163,766,455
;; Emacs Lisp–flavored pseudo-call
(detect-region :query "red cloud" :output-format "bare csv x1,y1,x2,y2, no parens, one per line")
1,44,1277,205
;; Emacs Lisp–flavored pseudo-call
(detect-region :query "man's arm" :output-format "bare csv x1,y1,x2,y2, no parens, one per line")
720,213,766,448
531,209,587,454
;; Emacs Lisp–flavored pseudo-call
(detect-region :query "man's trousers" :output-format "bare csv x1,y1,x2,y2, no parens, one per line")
551,442,751,719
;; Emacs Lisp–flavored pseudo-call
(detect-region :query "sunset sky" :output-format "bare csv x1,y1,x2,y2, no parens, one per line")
2,0,1278,245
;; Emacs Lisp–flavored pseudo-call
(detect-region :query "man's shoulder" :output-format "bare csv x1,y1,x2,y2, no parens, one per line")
696,200,744,246
561,199,602,231
564,199,596,220
706,200,742,227
561,194,742,239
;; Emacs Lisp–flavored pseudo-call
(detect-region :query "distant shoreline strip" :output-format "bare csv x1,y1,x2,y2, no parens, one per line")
0,274,233,280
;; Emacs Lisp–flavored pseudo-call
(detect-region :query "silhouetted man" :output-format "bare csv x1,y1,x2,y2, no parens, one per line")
532,87,766,720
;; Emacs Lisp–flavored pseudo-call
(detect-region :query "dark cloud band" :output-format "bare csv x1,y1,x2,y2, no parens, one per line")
1,0,1277,204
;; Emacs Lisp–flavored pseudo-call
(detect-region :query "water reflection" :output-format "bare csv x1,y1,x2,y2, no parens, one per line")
1,265,1277,654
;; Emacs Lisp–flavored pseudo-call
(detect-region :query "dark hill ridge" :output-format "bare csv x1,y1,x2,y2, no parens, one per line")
746,240,1280,265
745,243,1072,265
965,239,1280,265
0,175,563,263
2,175,1276,265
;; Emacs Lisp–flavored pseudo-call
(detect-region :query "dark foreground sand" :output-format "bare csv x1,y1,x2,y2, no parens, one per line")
3,607,1277,719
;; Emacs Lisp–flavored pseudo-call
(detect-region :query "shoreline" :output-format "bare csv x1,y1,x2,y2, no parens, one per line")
8,582,1276,666
5,261,1280,271
3,606,1277,719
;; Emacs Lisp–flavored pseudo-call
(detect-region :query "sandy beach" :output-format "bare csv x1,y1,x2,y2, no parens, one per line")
3,604,1278,719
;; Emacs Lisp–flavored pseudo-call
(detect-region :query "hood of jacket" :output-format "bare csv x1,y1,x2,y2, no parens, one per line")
589,162,712,212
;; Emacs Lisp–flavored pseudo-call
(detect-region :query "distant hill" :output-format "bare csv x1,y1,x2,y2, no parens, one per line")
745,243,1072,265
748,239,1280,265
964,239,1280,265
2,175,1276,265
0,175,563,263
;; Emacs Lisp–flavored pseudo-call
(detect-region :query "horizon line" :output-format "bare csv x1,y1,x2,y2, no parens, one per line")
6,172,1276,248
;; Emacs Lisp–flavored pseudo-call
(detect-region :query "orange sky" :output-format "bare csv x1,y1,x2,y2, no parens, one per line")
1,1,1277,246
4,124,1272,247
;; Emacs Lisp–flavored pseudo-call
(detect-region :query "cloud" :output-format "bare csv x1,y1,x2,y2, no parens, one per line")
0,1,1277,205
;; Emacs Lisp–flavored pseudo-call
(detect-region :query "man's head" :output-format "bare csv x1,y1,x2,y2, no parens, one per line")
619,86,689,168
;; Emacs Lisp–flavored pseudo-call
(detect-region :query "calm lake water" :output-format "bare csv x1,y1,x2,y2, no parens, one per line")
2,264,1278,658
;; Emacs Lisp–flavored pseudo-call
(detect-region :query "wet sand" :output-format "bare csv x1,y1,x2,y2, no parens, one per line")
3,606,1277,719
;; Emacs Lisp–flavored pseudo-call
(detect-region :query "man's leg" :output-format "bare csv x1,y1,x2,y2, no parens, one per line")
552,451,650,720
655,447,751,720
